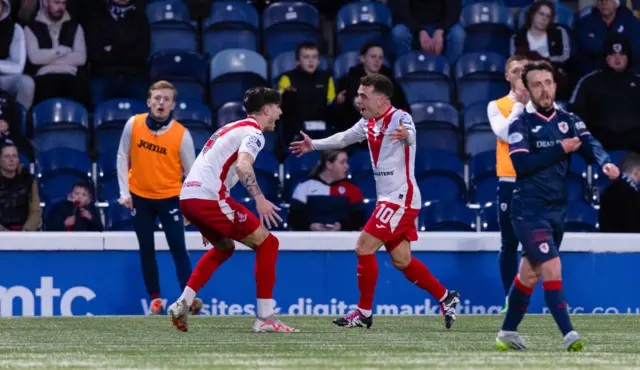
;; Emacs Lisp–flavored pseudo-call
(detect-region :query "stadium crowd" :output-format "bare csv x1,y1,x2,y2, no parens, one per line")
0,0,639,233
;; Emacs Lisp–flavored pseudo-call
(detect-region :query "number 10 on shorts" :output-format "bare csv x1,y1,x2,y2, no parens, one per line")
375,203,397,224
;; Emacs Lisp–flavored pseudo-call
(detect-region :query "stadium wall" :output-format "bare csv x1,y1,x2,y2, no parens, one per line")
1,232,639,317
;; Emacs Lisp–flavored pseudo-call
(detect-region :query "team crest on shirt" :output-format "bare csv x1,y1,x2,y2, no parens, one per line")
236,211,247,223
500,203,507,212
539,242,550,254
338,186,346,195
558,121,569,134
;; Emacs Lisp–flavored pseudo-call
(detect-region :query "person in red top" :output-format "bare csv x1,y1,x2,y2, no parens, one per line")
290,149,366,231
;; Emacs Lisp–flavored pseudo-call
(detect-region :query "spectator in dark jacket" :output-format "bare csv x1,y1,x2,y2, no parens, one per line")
24,0,88,106
574,0,640,75
511,0,572,99
0,92,33,160
278,42,336,146
290,150,366,231
390,0,465,62
46,182,103,231
86,0,150,107
599,151,640,233
569,34,640,152
335,42,409,134
0,142,41,231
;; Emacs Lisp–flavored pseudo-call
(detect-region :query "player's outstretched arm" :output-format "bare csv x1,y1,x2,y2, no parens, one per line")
290,122,366,156
508,117,568,176
236,153,283,228
572,118,620,179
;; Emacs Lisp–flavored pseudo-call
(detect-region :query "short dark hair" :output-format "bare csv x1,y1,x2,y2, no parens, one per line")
521,61,554,90
309,150,346,178
0,141,17,155
360,41,384,56
295,41,319,61
359,73,393,99
621,151,640,173
243,87,281,114
524,0,556,30
72,182,91,193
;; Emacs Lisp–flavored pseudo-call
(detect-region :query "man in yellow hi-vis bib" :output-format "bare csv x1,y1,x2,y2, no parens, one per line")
487,55,529,313
117,81,200,316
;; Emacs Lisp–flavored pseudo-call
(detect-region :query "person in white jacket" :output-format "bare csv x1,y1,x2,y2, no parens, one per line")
24,0,87,106
0,0,35,108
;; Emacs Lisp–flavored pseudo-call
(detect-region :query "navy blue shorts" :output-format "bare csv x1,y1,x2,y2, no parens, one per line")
510,209,565,265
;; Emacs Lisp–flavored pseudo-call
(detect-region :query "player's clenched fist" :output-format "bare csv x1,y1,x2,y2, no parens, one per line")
560,137,581,153
256,195,283,229
289,131,313,157
602,163,620,180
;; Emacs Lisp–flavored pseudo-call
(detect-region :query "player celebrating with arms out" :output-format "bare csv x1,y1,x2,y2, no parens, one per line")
169,87,298,333
496,62,619,351
291,74,460,329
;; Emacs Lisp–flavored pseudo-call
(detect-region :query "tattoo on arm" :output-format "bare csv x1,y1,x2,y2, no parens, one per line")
237,164,263,198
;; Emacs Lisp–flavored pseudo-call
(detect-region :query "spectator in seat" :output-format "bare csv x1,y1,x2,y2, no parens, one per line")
511,0,572,100
278,42,336,146
0,0,35,109
24,0,87,106
46,182,103,231
0,92,33,160
335,42,409,135
86,0,150,107
574,0,640,76
0,141,41,231
569,34,640,152
599,151,640,233
390,0,465,63
290,150,366,231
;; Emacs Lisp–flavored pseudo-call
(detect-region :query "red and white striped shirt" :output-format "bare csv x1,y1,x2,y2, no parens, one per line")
311,106,421,209
180,117,265,200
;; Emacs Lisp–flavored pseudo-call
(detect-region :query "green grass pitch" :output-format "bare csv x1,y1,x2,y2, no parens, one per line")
1,315,639,369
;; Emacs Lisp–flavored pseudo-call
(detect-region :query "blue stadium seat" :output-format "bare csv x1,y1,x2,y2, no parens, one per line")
209,49,268,109
565,201,598,232
98,155,119,202
410,102,460,154
479,202,499,231
231,152,280,202
394,52,451,104
283,150,320,200
456,52,509,107
414,149,466,203
236,198,289,230
149,51,207,102
464,102,496,155
94,99,147,158
16,102,27,137
335,1,392,55
32,98,89,152
469,150,498,205
362,198,377,219
517,2,574,30
419,201,477,232
568,153,590,203
146,0,197,55
348,150,376,199
460,2,514,57
503,0,531,7
216,101,246,127
578,4,595,19
106,204,135,231
36,148,92,206
263,2,321,58
270,50,328,87
174,100,213,152
19,153,30,167
203,1,259,59
556,100,568,111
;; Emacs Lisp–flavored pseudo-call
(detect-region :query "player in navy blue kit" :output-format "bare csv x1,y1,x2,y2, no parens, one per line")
495,62,620,352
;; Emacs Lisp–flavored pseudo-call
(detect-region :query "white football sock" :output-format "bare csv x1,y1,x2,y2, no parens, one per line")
257,298,274,318
357,308,372,317
179,287,196,306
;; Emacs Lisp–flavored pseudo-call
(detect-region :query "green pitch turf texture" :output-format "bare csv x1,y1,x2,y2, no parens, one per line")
1,315,639,369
